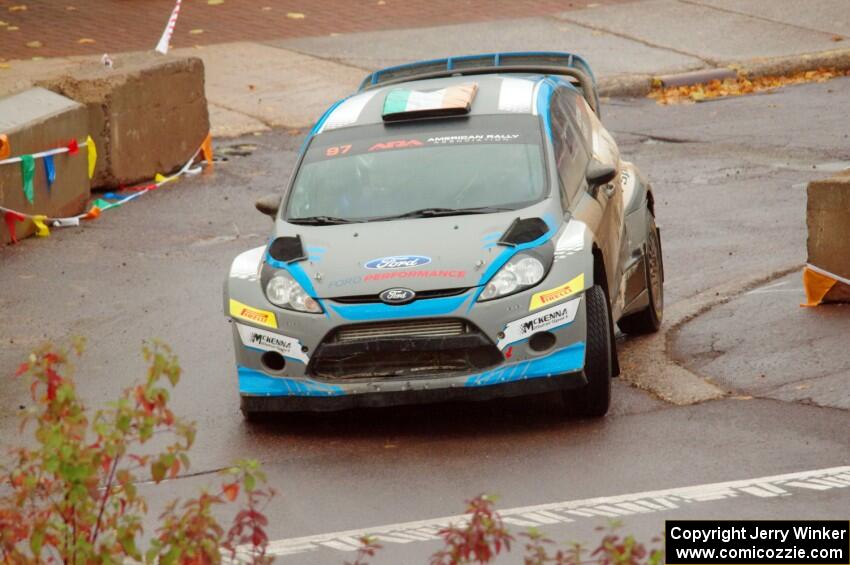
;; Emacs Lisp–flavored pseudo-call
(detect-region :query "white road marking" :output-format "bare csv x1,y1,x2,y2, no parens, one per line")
237,466,850,558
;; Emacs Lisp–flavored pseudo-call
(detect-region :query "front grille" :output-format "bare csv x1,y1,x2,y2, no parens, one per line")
335,319,467,343
331,287,469,304
309,318,503,380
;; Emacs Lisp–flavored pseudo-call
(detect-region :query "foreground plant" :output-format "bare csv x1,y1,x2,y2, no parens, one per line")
0,340,274,563
350,496,663,565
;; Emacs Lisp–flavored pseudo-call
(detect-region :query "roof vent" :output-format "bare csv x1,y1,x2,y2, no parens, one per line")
382,82,478,122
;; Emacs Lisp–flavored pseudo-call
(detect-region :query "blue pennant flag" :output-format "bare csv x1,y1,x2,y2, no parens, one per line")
43,154,56,192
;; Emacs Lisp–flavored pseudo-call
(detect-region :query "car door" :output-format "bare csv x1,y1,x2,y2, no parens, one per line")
551,87,624,309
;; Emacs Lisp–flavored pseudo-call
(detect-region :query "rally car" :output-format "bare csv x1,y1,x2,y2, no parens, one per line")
225,52,663,419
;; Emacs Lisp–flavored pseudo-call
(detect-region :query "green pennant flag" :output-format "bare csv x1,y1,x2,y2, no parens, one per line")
20,154,35,204
91,198,112,209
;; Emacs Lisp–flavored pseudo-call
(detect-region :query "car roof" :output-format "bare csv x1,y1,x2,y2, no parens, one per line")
312,73,577,136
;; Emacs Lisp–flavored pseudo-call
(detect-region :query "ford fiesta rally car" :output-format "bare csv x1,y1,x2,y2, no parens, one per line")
225,52,664,419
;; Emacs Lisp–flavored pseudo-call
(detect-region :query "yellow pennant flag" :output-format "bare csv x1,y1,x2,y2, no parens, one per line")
86,135,97,179
32,215,50,237
155,173,175,185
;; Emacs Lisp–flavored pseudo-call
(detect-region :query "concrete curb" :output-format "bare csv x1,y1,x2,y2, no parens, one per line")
600,47,850,98
619,264,803,406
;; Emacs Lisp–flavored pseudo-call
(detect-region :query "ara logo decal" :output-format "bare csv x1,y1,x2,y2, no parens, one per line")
368,139,424,152
364,255,432,270
379,288,416,305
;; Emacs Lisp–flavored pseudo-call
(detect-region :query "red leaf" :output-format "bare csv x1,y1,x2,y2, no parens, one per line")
223,482,239,502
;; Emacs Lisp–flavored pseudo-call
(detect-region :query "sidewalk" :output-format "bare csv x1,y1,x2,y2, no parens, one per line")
1,0,849,137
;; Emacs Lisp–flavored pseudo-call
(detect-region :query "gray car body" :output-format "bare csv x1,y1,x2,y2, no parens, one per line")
224,69,656,410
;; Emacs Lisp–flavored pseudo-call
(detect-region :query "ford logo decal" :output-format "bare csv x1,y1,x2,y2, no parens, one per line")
380,288,416,305
364,255,431,270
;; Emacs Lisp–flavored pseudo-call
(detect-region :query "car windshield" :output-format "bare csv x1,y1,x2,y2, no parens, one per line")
285,115,547,223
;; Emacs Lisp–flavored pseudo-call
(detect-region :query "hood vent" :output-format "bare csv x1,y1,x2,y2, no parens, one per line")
498,217,548,246
269,235,306,263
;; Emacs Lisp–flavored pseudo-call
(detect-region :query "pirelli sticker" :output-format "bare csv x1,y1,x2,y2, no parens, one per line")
229,299,277,329
529,273,584,311
498,296,582,349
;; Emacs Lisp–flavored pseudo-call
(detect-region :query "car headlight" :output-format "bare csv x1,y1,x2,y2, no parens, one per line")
478,254,546,301
265,270,323,313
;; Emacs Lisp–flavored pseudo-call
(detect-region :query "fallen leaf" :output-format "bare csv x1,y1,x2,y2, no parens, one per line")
208,0,224,4
377,0,386,4
26,40,42,48
189,28,204,34
0,20,7,26
31,56,42,61
286,12,306,19
649,68,850,105
248,84,256,90
832,35,844,42
66,5,77,10
0,63,11,70
7,26,19,31
8,5,27,12
732,395,753,400
795,384,811,390
77,37,95,44
261,6,271,10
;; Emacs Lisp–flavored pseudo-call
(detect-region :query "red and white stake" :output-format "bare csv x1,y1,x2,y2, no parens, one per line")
155,0,182,55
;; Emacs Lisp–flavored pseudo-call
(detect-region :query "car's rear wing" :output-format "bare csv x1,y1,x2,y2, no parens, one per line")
358,51,600,115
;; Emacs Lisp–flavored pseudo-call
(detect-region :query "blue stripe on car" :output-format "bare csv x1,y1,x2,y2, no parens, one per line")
238,366,345,396
465,341,585,387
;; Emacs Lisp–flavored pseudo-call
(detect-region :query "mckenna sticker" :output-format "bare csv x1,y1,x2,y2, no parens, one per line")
229,299,277,329
497,297,582,350
236,324,309,364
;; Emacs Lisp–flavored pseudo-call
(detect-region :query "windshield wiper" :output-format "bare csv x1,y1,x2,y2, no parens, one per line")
287,216,353,226
378,206,514,220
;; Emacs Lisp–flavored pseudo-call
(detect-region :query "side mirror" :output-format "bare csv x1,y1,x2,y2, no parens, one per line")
586,158,617,186
255,193,282,218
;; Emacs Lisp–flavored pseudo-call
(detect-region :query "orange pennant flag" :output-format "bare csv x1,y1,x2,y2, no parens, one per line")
201,132,213,168
83,206,101,220
801,266,837,307
0,134,10,160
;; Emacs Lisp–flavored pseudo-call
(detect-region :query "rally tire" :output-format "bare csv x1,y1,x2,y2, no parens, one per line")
618,214,663,335
563,284,612,418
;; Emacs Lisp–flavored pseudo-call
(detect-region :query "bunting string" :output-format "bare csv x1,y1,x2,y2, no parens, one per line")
1,134,212,243
0,138,90,166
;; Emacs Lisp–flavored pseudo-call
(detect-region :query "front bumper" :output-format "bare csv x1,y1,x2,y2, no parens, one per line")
239,354,587,412
231,287,589,411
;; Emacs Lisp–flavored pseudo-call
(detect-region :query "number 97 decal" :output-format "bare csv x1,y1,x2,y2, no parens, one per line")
325,144,352,157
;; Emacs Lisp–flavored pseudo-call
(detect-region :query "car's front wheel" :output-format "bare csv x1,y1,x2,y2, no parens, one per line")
562,284,612,418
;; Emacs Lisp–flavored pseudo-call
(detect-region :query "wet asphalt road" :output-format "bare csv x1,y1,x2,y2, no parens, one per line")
1,79,849,563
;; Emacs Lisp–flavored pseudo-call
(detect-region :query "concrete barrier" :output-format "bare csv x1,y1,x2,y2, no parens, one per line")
807,170,850,303
39,52,209,189
0,87,89,244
